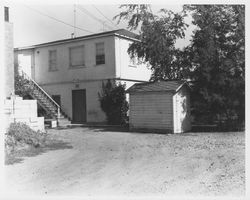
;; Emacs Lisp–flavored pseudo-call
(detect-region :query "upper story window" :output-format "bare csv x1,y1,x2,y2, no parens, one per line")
129,57,137,68
96,42,105,65
69,45,85,68
49,50,57,71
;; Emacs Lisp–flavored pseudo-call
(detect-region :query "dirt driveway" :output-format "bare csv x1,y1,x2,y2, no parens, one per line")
4,127,245,197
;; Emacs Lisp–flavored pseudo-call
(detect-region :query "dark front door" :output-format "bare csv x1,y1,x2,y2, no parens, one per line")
72,89,86,123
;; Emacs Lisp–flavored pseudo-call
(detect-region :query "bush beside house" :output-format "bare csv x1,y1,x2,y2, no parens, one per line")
98,80,129,125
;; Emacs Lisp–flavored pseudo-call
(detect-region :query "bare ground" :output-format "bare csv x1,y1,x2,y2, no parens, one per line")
4,127,245,197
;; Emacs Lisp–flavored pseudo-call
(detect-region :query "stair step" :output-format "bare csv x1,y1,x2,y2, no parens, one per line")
58,123,71,127
58,117,70,121
58,118,71,127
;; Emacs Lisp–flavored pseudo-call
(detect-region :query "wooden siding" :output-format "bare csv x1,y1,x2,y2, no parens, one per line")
129,92,173,130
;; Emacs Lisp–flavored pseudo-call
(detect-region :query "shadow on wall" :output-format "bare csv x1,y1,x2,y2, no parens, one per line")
5,140,73,165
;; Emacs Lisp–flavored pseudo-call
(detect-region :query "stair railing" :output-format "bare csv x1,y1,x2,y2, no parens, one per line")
20,70,61,118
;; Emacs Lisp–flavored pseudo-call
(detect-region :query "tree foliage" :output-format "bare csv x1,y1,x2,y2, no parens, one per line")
98,80,129,125
184,5,245,127
114,5,189,80
115,4,245,129
15,74,32,98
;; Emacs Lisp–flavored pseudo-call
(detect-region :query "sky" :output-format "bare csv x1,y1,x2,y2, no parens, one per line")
6,2,195,49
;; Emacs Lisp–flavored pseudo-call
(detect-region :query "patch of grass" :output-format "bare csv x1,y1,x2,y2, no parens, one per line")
5,137,73,165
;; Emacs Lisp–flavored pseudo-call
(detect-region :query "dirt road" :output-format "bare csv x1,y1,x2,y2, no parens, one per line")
4,127,245,197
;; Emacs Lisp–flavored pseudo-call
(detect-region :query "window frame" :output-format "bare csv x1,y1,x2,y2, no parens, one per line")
95,42,105,65
48,50,58,72
69,45,85,68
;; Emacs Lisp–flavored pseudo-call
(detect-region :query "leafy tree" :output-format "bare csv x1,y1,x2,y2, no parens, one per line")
114,5,189,80
98,80,129,125
115,4,245,129
184,5,245,128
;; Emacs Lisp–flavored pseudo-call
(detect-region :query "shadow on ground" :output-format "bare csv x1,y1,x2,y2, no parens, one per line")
5,139,73,165
88,126,129,133
87,126,174,135
64,125,173,135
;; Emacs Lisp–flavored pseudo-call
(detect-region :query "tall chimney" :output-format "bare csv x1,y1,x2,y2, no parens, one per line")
4,7,9,22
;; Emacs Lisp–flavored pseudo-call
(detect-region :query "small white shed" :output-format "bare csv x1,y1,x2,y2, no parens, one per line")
126,80,191,133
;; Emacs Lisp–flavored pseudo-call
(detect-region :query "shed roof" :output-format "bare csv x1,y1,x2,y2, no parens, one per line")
126,80,189,93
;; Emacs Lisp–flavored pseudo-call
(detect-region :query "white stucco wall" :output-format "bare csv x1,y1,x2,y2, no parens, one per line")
114,37,152,82
14,49,34,77
41,80,106,123
31,35,116,85
4,96,44,132
15,35,152,85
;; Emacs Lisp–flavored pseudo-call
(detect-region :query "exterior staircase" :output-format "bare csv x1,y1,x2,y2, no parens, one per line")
20,70,71,127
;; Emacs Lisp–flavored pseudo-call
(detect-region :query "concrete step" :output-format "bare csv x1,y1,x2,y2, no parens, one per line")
44,118,57,128
58,118,71,127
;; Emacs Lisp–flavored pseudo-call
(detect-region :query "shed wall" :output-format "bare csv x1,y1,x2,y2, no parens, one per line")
173,86,191,133
129,92,173,131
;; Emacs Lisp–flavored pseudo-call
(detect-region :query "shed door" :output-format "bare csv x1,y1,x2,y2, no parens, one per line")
72,89,86,123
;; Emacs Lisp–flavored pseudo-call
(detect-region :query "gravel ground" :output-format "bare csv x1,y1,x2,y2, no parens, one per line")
4,127,245,197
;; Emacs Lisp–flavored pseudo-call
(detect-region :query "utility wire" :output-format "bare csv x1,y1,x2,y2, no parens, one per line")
76,5,114,31
23,4,94,34
92,5,119,28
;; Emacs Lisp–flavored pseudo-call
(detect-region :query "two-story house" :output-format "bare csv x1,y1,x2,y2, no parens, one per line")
14,29,151,124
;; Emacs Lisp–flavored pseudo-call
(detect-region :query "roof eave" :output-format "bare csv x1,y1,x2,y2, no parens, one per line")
175,81,191,93
15,30,139,51
127,89,176,94
114,33,140,42
14,32,116,50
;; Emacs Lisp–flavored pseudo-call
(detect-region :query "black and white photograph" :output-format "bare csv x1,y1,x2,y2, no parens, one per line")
0,0,247,199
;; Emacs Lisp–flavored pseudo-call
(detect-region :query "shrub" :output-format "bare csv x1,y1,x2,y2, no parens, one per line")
15,74,32,98
5,122,47,153
5,135,17,154
98,80,129,125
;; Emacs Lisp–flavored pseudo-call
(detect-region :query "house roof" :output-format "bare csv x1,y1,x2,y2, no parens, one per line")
126,80,189,93
14,29,138,50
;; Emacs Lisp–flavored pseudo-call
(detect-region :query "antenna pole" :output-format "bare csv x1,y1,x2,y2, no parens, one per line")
74,4,76,37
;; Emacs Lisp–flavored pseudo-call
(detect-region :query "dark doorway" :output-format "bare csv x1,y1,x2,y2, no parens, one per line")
72,89,86,123
52,95,61,106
